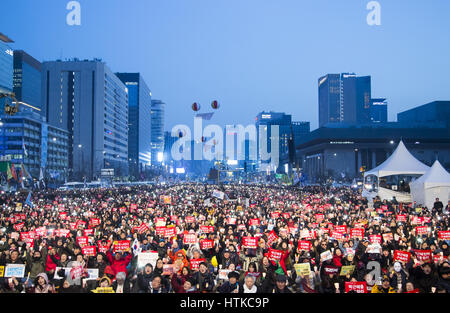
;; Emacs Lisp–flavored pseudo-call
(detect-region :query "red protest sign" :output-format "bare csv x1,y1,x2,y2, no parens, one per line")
77,236,89,247
56,229,70,238
90,218,100,227
200,239,214,250
70,266,84,280
413,249,432,262
416,226,428,236
227,217,237,225
393,250,411,263
183,233,197,245
164,227,176,238
75,220,87,229
334,225,347,234
185,216,196,224
271,212,280,219
350,228,364,239
98,244,109,254
315,213,324,221
282,213,291,219
330,231,344,240
82,246,97,257
369,235,382,244
155,217,166,226
136,223,149,234
267,231,278,245
242,237,258,249
113,240,130,253
439,231,450,240
345,281,367,293
190,258,205,270
130,203,137,211
396,215,407,222
200,225,214,233
83,229,94,236
249,218,260,226
14,222,25,232
155,226,166,236
268,248,283,262
298,240,312,251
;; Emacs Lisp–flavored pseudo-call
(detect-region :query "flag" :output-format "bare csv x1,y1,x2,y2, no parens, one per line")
22,164,32,180
10,163,17,181
22,142,28,157
25,192,33,208
6,163,13,180
212,190,225,200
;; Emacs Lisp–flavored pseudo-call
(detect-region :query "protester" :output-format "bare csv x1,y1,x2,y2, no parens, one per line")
0,183,447,293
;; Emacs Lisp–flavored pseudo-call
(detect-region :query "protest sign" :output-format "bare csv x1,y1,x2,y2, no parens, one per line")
138,251,159,268
267,231,278,245
416,226,428,236
393,250,411,263
164,227,176,238
369,235,382,244
413,249,432,262
350,228,364,239
92,287,114,293
190,258,206,270
200,239,214,250
294,263,311,276
320,250,333,262
0,266,4,277
183,233,197,245
162,264,174,275
242,237,258,249
340,265,355,276
82,246,96,257
268,249,283,262
439,231,450,240
366,244,381,254
4,264,25,278
113,240,130,253
345,281,367,293
218,269,231,280
298,240,311,251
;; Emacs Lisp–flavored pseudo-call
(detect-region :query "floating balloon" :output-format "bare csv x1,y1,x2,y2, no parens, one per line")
211,100,219,110
192,102,201,112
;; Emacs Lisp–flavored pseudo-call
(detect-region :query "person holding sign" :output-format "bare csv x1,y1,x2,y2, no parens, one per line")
106,249,132,278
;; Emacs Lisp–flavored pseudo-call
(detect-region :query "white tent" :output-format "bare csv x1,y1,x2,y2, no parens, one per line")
364,141,430,178
410,160,450,209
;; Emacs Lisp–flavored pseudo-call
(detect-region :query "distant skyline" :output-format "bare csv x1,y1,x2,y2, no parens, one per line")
2,0,450,131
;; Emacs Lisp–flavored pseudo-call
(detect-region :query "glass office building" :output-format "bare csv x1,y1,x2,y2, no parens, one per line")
13,50,42,113
0,33,13,93
116,73,152,179
150,99,165,165
370,98,388,123
42,59,129,180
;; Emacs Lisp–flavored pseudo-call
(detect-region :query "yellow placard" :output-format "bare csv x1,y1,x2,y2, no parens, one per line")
92,287,115,293
294,263,311,276
0,266,4,277
340,265,355,276
415,207,422,213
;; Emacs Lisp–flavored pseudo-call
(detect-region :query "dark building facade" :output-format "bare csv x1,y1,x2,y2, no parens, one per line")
296,123,450,182
370,98,388,123
398,101,450,127
13,50,42,114
318,73,372,127
116,73,152,179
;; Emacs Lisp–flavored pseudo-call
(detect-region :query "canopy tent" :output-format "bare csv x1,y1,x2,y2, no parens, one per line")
410,160,450,209
364,141,430,178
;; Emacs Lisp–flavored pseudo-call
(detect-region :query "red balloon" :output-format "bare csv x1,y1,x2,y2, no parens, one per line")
192,102,201,111
211,100,219,110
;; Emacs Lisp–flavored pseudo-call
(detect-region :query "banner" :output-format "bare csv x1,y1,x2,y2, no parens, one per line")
393,250,411,263
416,226,428,236
200,239,214,250
83,229,94,236
82,246,96,257
185,216,196,224
330,230,344,240
350,228,364,239
413,249,432,262
190,258,206,270
183,233,197,245
267,249,283,262
200,225,214,234
155,217,166,227
249,218,260,226
267,231,278,245
76,236,89,247
439,231,450,240
369,235,382,244
298,240,311,251
242,237,258,249
113,240,130,253
56,229,70,238
345,281,367,293
320,250,333,262
92,287,114,293
334,225,347,234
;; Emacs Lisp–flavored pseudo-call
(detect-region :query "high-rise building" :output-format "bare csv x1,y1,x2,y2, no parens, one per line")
255,111,292,172
116,73,152,178
0,110,69,182
42,59,129,180
370,98,388,123
150,99,165,165
0,33,13,93
291,121,310,147
318,73,372,127
13,50,42,114
398,101,450,128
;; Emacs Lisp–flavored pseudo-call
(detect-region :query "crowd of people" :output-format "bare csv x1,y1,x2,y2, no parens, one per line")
0,183,448,293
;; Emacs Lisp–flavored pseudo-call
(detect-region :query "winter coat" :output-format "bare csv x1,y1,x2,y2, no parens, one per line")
106,250,132,277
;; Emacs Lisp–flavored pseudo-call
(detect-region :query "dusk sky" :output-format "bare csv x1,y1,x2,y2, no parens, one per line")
2,0,450,131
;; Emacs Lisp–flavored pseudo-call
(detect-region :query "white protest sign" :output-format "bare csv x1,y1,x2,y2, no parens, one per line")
320,250,333,262
4,264,26,278
138,251,159,268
